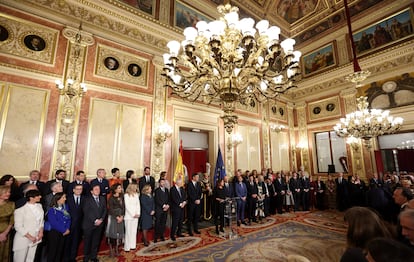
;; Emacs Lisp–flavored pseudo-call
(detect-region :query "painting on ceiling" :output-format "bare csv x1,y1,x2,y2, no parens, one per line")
175,1,212,29
294,0,385,45
120,0,154,15
353,8,413,56
362,73,414,110
277,0,318,24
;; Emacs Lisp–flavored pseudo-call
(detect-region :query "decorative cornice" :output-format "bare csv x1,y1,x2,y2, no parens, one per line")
292,40,414,99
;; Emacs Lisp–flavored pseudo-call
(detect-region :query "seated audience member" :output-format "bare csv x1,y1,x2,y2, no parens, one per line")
19,170,46,196
399,209,414,249
0,174,21,202
0,185,15,262
47,192,71,262
341,207,394,262
13,189,44,262
66,170,90,196
45,169,69,195
365,238,414,262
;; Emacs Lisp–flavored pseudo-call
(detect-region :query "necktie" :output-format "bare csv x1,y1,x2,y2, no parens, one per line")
177,187,181,198
95,197,99,206
76,196,80,206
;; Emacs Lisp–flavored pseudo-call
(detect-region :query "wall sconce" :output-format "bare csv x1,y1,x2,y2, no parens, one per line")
55,23,87,99
296,142,307,150
55,79,87,98
346,136,360,151
155,122,173,145
227,132,243,150
270,123,285,133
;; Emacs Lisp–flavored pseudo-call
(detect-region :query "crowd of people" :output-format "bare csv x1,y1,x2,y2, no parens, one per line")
0,167,413,262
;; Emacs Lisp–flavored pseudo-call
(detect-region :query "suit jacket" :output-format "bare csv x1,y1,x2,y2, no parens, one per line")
224,182,234,198
67,194,84,229
45,179,70,195
235,181,247,198
154,187,169,213
170,185,186,214
89,178,110,196
67,181,90,196
186,181,202,205
247,181,258,197
274,178,286,193
19,180,47,196
81,195,107,230
139,176,155,192
13,203,44,251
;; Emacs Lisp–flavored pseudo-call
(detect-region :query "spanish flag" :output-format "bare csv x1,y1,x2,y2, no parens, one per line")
173,140,184,183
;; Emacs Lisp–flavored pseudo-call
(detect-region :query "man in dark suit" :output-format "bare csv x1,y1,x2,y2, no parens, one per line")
82,184,107,262
19,170,46,196
274,173,285,214
224,175,234,198
64,184,84,262
89,168,110,197
170,178,187,241
139,166,155,192
187,173,203,236
246,175,258,223
66,170,90,196
335,172,349,211
154,178,170,242
45,169,70,195
301,172,311,211
235,175,247,226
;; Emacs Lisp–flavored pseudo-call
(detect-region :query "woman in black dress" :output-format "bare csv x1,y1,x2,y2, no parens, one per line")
140,184,154,246
213,179,226,235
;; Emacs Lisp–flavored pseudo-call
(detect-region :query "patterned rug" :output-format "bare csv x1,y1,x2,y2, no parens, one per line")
77,211,347,261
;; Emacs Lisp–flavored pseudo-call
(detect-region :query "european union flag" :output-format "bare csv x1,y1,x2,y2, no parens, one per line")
214,147,226,186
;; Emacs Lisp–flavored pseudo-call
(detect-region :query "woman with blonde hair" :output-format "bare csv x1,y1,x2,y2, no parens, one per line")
140,184,154,246
124,183,140,251
341,206,395,262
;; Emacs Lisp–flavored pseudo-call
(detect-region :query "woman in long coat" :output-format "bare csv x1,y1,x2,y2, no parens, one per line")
106,183,125,256
140,184,154,246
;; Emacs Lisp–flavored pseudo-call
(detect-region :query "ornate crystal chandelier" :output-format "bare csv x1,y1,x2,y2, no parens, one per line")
162,4,301,134
334,97,403,148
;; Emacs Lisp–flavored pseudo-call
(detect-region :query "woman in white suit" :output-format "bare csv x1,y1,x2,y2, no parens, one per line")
123,183,140,251
13,189,44,262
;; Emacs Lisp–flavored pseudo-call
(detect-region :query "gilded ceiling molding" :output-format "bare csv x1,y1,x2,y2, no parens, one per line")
10,0,172,54
292,40,414,99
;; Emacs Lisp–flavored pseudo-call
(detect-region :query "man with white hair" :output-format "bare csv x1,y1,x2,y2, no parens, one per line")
399,209,414,248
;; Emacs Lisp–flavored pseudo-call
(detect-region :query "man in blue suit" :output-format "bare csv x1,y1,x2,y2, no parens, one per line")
235,175,247,226
64,184,84,262
89,168,110,197
186,173,203,236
